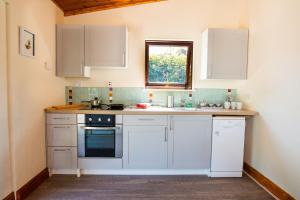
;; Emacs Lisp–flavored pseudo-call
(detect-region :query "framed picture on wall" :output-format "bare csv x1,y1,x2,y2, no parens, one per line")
19,26,35,57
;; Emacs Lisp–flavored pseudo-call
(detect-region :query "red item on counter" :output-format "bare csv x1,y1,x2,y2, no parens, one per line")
136,103,150,109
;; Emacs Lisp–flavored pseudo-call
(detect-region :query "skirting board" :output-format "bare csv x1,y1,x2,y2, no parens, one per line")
81,169,210,176
210,171,242,177
51,169,210,176
3,192,15,200
243,162,295,200
16,168,49,200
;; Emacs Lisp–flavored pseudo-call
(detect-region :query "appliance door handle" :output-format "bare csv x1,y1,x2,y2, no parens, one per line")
80,126,119,130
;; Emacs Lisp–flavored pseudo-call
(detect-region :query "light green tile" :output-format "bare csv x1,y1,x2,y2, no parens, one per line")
67,87,237,107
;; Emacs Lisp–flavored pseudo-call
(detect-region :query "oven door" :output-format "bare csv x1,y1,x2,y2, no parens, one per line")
78,125,122,158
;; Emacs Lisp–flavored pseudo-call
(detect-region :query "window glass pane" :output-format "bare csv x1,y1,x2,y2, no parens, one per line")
148,45,188,84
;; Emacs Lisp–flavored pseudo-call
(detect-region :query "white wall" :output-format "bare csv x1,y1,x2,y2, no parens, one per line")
3,0,300,199
64,0,247,88
240,0,300,198
0,1,13,198
7,0,69,190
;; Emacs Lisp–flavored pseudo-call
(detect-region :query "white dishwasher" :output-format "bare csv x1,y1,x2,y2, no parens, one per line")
211,117,246,177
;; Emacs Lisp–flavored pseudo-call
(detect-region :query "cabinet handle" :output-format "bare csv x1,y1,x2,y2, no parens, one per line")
122,52,126,66
165,127,168,142
54,149,70,152
53,117,69,120
170,117,173,131
138,118,155,121
81,61,84,75
53,126,70,129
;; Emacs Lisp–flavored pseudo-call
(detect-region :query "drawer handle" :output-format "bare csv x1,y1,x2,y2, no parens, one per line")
53,117,70,120
53,126,70,129
138,118,155,121
54,149,70,152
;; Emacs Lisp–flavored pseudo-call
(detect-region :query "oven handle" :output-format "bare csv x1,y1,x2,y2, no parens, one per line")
80,126,120,130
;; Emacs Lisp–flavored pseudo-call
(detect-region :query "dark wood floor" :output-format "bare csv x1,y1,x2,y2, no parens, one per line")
27,175,274,200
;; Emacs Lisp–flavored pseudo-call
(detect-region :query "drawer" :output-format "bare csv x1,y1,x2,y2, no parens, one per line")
47,114,77,125
47,125,77,147
123,115,168,126
78,158,122,169
47,147,77,170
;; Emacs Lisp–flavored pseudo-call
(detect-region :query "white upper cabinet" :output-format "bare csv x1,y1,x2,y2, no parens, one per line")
201,28,248,80
56,24,90,78
85,25,127,68
56,25,127,77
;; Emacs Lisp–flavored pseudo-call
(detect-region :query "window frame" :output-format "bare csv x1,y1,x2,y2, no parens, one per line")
145,40,193,89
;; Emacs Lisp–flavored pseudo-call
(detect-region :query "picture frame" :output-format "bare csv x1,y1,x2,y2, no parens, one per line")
19,26,35,57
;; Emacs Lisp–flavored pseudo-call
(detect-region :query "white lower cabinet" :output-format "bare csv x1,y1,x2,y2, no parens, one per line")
48,147,77,171
45,113,247,177
211,117,246,177
169,115,212,169
123,115,213,171
46,113,78,174
123,126,168,169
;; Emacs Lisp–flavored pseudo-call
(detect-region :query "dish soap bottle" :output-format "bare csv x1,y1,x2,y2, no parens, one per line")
185,91,193,108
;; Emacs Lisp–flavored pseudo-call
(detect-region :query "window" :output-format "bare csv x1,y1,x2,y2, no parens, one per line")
145,40,193,89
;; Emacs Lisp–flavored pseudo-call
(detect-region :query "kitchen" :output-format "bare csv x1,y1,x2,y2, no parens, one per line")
0,0,299,200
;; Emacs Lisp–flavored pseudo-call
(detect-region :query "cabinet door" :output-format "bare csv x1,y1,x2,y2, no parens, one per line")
169,115,212,169
47,147,77,170
211,118,245,172
85,25,127,68
123,126,168,169
47,125,77,147
56,24,87,77
201,28,248,80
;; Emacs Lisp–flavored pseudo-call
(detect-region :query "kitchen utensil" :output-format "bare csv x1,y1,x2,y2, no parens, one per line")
236,102,243,110
231,102,237,110
224,102,231,109
90,97,101,108
199,100,208,107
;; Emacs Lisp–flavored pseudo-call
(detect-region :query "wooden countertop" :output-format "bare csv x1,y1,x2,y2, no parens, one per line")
45,105,258,116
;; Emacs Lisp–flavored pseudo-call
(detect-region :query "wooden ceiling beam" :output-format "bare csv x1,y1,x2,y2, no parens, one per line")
52,0,166,16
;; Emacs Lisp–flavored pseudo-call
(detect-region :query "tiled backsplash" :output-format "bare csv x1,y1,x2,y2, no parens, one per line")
66,87,237,107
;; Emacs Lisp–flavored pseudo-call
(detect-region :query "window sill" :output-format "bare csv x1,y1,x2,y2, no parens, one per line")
145,85,192,91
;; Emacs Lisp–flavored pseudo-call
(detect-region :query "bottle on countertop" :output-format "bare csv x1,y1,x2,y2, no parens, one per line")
185,91,193,108
108,82,113,104
226,89,233,103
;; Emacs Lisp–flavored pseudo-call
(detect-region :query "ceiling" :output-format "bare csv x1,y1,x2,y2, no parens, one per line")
52,0,166,16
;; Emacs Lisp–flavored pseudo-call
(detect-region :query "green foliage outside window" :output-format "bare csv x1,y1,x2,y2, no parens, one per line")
148,50,187,84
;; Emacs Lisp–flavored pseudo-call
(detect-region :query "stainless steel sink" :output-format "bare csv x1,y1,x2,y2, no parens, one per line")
172,107,197,111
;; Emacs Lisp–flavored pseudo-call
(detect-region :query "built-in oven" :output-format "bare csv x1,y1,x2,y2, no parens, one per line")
77,114,122,158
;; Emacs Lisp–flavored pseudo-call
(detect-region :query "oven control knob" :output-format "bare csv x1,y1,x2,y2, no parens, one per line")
88,118,92,122
107,118,111,122
98,118,102,122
